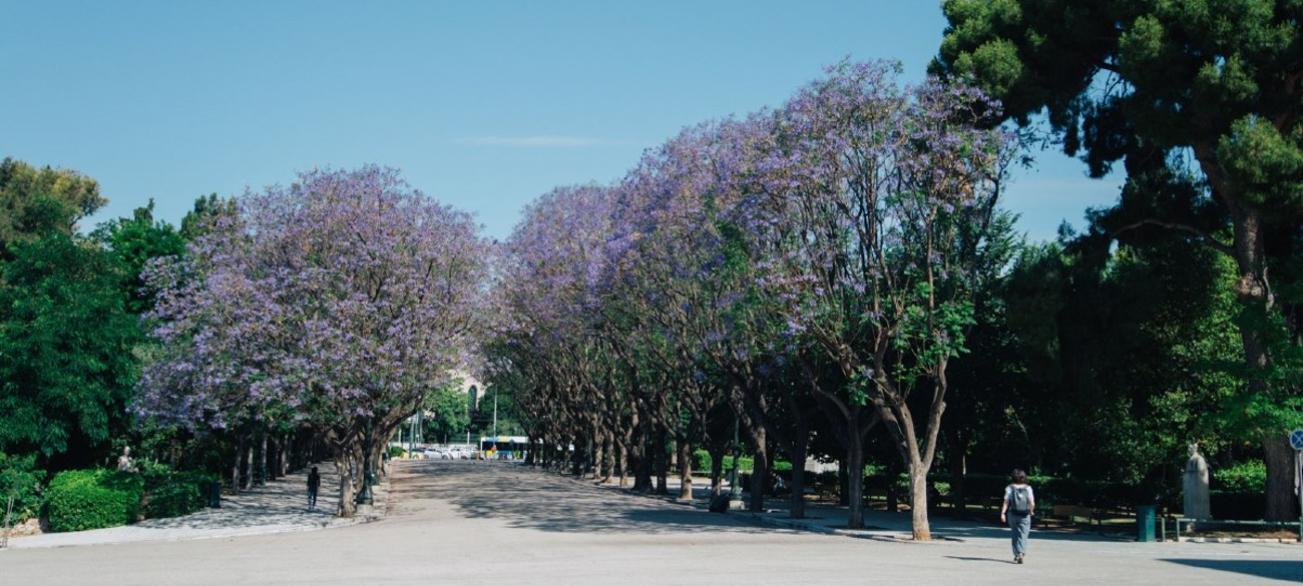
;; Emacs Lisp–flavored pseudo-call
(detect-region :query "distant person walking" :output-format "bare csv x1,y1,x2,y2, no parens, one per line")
1000,468,1035,564
307,466,321,511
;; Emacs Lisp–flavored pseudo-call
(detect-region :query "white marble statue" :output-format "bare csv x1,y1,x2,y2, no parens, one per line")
1182,443,1211,520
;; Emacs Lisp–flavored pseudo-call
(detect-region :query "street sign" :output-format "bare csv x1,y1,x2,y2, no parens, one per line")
1291,429,1303,451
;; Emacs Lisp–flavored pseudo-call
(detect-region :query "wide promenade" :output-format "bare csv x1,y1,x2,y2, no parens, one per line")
3,460,1300,585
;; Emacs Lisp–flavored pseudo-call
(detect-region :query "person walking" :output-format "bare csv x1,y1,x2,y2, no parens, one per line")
1000,468,1035,564
307,466,321,511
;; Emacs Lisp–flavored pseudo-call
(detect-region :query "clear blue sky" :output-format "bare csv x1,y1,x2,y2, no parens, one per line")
1,0,1120,242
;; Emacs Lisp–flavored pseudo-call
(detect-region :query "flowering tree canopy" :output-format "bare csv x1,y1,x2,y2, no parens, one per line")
487,60,1013,538
138,166,490,515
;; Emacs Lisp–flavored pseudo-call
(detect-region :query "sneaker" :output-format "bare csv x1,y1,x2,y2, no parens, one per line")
1016,555,1024,564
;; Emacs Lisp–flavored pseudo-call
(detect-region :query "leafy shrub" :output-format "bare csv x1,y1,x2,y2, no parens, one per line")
688,450,791,476
138,462,217,519
1214,460,1266,493
46,469,143,532
389,445,405,459
0,452,44,523
723,455,751,473
692,449,713,473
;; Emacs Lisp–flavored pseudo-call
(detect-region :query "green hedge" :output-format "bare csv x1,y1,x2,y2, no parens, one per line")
45,469,143,532
690,450,791,474
140,462,216,520
1214,460,1265,493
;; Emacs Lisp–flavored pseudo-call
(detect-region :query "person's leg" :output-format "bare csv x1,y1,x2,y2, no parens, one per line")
1008,514,1020,560
1014,513,1030,561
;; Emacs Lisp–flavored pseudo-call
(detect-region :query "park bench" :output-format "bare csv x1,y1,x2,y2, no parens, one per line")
1052,504,1105,527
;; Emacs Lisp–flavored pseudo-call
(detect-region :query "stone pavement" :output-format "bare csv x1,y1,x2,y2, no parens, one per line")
4,462,388,549
1,461,1299,585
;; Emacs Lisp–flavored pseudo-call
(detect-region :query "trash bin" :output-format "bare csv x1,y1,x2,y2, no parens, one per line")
1136,504,1156,542
208,480,222,509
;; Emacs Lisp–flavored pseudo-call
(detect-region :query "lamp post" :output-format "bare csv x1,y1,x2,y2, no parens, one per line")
728,414,743,510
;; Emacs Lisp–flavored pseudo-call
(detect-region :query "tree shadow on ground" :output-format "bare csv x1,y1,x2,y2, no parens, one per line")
909,522,1134,544
752,501,1138,545
403,461,803,535
1161,558,1303,582
132,464,339,531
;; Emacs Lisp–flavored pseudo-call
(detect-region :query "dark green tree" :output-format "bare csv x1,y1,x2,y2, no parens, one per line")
941,210,1024,511
0,157,104,260
934,0,1303,520
180,193,236,241
987,227,1241,499
93,200,186,315
424,385,470,444
0,234,140,467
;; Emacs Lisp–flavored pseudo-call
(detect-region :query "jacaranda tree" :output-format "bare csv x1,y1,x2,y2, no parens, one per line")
739,61,1012,539
138,166,489,516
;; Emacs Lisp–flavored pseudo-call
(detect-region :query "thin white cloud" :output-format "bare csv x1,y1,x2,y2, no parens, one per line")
458,135,609,147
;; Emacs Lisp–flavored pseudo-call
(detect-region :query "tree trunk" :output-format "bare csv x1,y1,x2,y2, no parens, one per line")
838,459,849,506
677,439,693,500
788,431,809,519
709,444,725,497
256,430,268,486
948,442,967,518
908,465,931,541
230,437,243,495
633,428,653,492
337,458,356,518
1230,206,1292,521
572,434,585,476
655,429,669,495
748,426,767,512
267,436,279,481
1193,148,1287,522
239,440,251,490
617,440,629,488
846,439,866,528
591,430,604,481
1264,435,1297,521
601,436,614,483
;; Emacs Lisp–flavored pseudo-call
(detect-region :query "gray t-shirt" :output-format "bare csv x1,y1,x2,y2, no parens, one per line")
1005,484,1035,511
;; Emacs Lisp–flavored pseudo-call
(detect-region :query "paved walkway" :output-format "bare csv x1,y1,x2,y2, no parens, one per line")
1,461,1299,584
5,462,388,549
